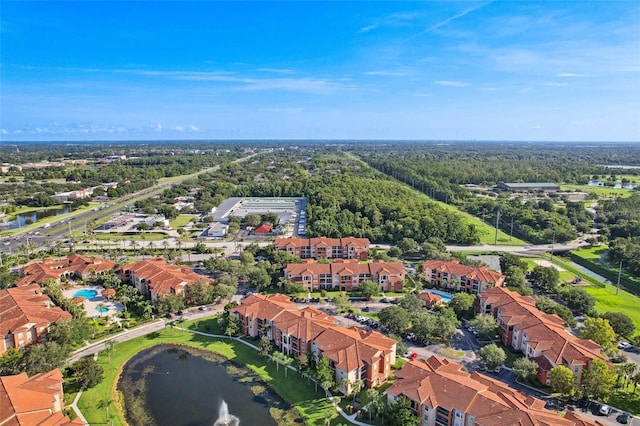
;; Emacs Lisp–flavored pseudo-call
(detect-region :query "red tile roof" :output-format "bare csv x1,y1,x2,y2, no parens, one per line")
17,255,116,286
0,284,71,340
0,369,83,426
387,356,599,426
253,224,273,234
423,259,505,287
481,287,605,371
120,258,213,297
285,259,404,280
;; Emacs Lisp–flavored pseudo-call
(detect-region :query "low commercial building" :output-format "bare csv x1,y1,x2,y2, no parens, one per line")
0,284,71,355
119,258,213,302
386,356,600,426
285,259,405,292
0,368,83,425
422,259,505,294
496,182,560,192
479,287,605,385
230,293,397,393
17,254,116,286
274,236,370,260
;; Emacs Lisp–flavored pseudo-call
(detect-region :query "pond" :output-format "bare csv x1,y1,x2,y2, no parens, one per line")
0,207,72,229
118,344,296,426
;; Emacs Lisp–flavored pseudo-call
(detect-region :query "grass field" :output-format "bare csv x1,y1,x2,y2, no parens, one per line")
435,201,527,246
561,184,633,198
93,232,169,241
77,319,337,426
170,214,198,229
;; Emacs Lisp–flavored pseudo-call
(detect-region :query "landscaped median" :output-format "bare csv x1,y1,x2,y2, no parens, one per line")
77,316,337,426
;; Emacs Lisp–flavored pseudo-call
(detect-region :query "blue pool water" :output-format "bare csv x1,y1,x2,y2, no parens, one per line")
96,305,108,313
73,289,98,299
425,289,452,303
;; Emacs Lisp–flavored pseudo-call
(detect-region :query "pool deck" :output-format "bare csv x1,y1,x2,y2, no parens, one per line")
63,285,124,318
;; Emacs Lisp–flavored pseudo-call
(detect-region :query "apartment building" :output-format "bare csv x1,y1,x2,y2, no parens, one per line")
119,258,213,302
422,260,505,294
17,254,116,286
230,293,397,394
479,287,605,385
386,356,600,426
0,368,83,426
284,259,405,292
274,237,370,260
0,284,71,355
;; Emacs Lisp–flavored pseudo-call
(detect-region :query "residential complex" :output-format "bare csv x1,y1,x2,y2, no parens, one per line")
0,284,71,355
274,236,370,260
17,254,116,286
479,287,605,385
386,356,599,426
285,259,405,292
119,258,213,302
422,259,505,294
230,293,397,393
0,368,82,425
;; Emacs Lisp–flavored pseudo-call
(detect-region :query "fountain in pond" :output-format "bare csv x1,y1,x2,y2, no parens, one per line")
213,400,240,426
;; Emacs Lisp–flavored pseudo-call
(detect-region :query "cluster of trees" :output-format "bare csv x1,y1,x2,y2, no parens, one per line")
377,295,460,344
601,193,640,277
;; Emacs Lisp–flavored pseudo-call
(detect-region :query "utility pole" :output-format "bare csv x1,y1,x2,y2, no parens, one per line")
616,261,622,295
494,210,501,245
510,217,514,241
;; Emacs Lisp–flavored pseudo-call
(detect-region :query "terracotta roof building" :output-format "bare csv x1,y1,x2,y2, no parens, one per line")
285,259,405,292
0,368,83,426
230,293,397,394
119,258,213,302
386,356,601,426
0,285,71,355
417,292,443,309
17,254,116,286
274,237,370,260
479,287,605,385
422,259,505,295
253,224,273,234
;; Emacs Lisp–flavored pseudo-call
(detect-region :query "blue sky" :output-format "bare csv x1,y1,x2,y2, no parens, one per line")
1,1,639,141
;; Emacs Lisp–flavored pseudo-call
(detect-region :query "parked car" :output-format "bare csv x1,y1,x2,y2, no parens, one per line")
598,404,611,416
408,352,418,361
616,413,630,424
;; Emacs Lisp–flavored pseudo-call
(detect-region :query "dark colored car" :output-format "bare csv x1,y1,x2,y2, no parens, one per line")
616,413,630,424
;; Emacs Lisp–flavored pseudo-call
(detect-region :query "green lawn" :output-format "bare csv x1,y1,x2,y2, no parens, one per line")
170,214,198,229
561,184,633,198
581,284,640,337
434,201,527,246
92,231,169,241
77,319,337,426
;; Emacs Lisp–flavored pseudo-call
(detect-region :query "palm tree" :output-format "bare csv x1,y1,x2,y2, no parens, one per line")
96,303,106,317
282,353,293,378
351,379,364,403
97,397,114,422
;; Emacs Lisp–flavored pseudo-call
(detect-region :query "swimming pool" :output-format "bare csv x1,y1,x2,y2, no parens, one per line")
96,305,108,313
72,289,98,299
424,289,452,303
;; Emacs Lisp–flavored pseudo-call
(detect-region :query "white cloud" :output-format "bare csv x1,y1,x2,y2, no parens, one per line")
434,80,469,87
188,125,199,131
413,93,432,97
175,125,184,131
556,73,587,77
430,2,493,31
359,24,379,33
363,71,407,77
1,129,7,135
542,82,568,87
257,68,296,74
531,125,544,129
154,123,163,132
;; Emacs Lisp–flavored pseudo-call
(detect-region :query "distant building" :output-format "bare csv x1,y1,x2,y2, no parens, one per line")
422,259,505,294
0,284,71,354
0,369,83,426
252,223,273,234
205,222,228,238
17,254,116,286
386,356,600,426
285,259,405,292
479,287,606,385
119,258,213,302
496,182,560,192
417,292,443,308
274,236,370,260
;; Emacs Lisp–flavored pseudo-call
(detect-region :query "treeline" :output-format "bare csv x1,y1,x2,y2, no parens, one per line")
600,193,640,276
351,143,640,243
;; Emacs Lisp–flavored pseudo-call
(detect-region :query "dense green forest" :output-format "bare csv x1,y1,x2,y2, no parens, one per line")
352,142,640,243
600,193,640,276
